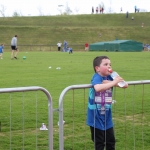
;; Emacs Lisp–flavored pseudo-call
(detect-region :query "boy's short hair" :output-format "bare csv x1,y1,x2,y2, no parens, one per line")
93,56,109,72
15,35,17,37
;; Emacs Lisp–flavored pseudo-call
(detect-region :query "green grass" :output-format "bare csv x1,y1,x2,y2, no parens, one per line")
0,51,150,149
0,13,150,46
1,12,150,149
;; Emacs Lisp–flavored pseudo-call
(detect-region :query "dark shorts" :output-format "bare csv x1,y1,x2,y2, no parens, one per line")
11,46,17,50
90,126,115,150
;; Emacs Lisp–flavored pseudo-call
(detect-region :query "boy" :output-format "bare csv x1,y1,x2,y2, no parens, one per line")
86,56,128,150
0,44,4,59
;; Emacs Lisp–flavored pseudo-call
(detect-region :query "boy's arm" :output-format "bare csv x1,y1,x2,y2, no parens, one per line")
94,76,127,92
103,79,128,88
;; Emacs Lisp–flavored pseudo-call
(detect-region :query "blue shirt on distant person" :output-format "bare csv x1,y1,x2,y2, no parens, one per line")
0,45,4,53
64,40,67,51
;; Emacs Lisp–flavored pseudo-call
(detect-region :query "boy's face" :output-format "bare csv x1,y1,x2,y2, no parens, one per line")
95,58,111,76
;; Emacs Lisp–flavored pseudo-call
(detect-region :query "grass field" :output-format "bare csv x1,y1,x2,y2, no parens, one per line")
0,51,150,149
0,13,150,45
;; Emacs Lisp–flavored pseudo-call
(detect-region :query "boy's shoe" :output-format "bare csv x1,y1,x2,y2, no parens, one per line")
14,57,17,59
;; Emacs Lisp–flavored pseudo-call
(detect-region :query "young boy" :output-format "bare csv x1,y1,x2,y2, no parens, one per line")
0,44,4,59
86,56,128,150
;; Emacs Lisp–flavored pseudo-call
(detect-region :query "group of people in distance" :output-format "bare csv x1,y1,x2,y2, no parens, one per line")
1,36,89,60
57,41,89,53
0,35,19,60
92,6,104,14
57,40,73,54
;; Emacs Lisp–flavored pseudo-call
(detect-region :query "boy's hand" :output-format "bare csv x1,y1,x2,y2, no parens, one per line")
113,76,124,85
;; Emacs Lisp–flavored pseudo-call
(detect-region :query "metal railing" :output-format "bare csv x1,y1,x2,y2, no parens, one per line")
0,86,53,150
1,80,150,149
58,80,150,150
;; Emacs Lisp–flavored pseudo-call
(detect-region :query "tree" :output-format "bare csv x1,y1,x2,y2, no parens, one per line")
37,6,44,16
64,2,72,15
12,11,21,17
0,4,6,18
57,2,72,15
74,7,80,14
57,5,64,15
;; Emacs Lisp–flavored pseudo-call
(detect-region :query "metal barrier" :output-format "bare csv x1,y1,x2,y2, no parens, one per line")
0,86,53,150
1,81,150,149
58,80,150,150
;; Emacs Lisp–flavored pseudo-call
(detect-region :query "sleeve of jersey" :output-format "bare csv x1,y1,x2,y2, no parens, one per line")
91,73,103,86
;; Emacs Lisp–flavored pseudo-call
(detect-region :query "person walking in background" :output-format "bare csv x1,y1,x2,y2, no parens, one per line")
92,6,94,14
85,42,89,51
0,44,4,59
120,7,122,13
96,7,98,14
64,40,68,52
11,35,19,59
57,41,62,51
102,7,104,14
86,56,128,150
126,11,129,18
100,6,102,14
134,5,137,13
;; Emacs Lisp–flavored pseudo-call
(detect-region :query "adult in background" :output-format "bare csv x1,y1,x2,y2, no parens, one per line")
100,6,102,14
102,7,104,13
120,7,122,13
85,42,89,51
57,41,62,51
134,5,137,13
64,40,68,52
11,35,19,59
92,6,94,14
126,11,129,18
96,7,98,14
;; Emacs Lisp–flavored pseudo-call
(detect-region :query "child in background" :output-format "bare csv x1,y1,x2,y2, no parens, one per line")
86,56,128,150
68,47,73,54
0,44,4,59
57,41,62,51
